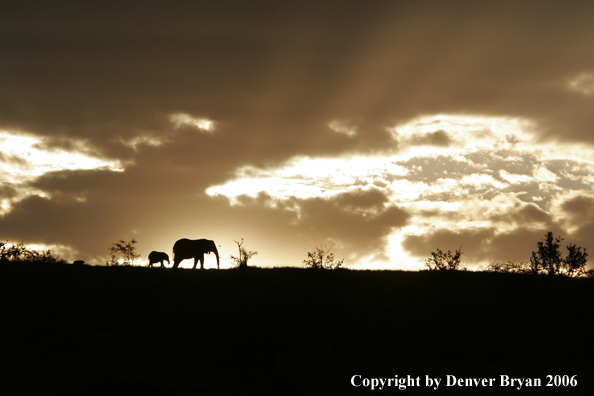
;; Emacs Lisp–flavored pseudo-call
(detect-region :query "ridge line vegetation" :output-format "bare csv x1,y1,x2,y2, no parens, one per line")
1,231,592,276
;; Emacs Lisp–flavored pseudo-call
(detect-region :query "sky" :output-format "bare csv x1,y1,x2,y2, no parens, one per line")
2,0,594,269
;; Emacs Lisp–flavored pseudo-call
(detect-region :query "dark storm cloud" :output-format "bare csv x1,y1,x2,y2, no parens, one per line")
560,195,594,223
233,189,409,263
0,194,118,255
332,186,389,210
407,130,452,147
488,203,553,227
403,199,576,266
557,195,594,251
488,227,567,264
0,184,18,199
401,225,564,266
293,198,409,262
402,227,496,264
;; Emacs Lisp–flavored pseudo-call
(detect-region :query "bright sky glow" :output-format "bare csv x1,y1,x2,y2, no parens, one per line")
207,156,409,202
0,131,124,180
2,241,79,261
207,114,594,269
169,113,215,132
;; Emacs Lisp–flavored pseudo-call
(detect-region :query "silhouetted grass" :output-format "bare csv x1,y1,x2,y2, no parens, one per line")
1,262,593,395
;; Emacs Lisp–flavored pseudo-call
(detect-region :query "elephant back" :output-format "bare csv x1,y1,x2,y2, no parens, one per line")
173,238,191,253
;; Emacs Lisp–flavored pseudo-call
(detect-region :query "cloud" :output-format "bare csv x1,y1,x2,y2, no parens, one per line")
209,113,594,267
0,130,125,215
0,131,124,179
328,120,357,137
407,129,452,147
566,72,594,96
285,191,410,263
333,186,389,211
169,113,215,132
122,135,168,151
207,155,409,202
402,227,496,264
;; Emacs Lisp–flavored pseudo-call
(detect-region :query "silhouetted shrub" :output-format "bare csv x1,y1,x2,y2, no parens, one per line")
107,238,140,266
303,244,344,269
530,232,588,276
230,238,257,268
425,246,464,271
0,241,66,264
485,260,531,274
565,242,589,277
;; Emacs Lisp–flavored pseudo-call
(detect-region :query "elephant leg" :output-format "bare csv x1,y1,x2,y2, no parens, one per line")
200,254,205,269
193,257,198,269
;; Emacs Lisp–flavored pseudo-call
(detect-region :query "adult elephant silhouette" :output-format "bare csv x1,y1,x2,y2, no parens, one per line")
148,251,170,268
172,238,220,269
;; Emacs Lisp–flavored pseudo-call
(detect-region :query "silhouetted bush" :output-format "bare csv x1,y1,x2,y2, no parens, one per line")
106,238,140,266
484,260,532,274
303,244,344,269
530,232,588,277
425,246,465,271
230,238,257,268
0,241,66,264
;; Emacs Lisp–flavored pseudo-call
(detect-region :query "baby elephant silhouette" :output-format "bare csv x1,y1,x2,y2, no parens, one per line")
148,251,170,268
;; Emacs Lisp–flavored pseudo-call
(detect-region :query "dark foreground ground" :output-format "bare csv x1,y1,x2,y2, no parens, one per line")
1,262,593,395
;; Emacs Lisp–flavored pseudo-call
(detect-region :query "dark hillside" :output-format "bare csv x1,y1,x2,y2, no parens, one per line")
1,263,593,395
